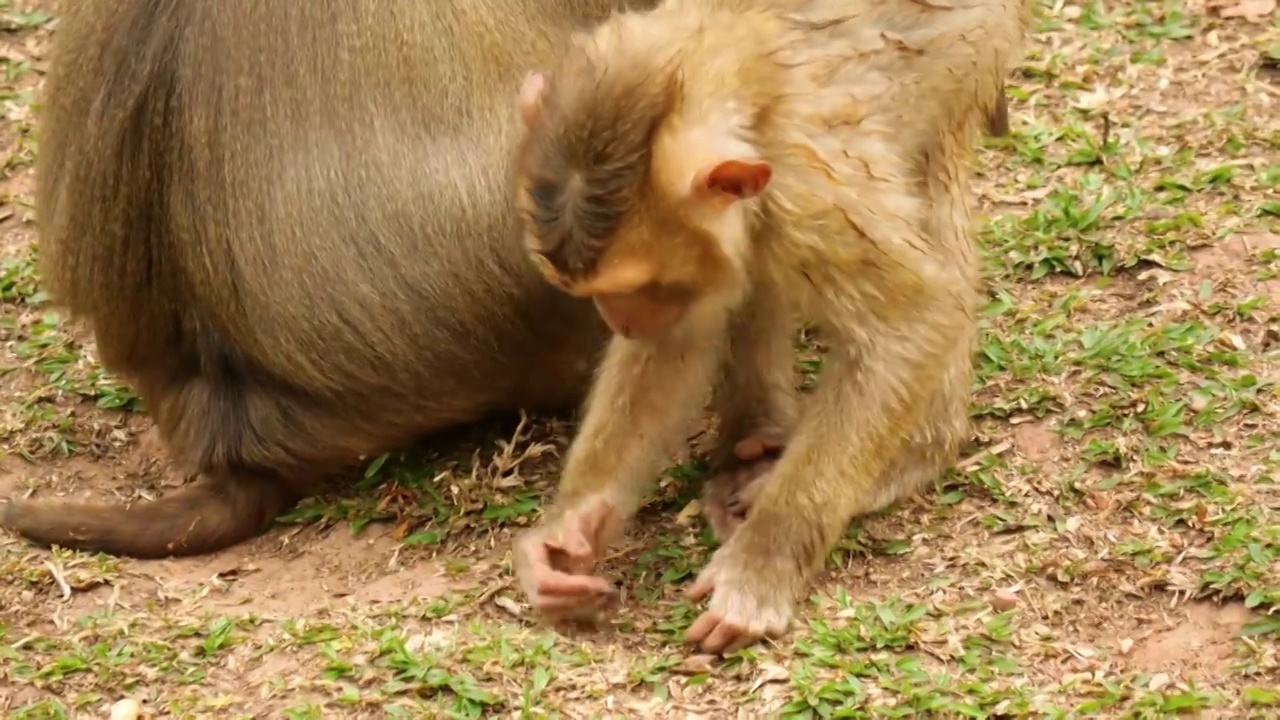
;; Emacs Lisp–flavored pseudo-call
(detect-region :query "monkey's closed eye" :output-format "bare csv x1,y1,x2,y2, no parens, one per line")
529,179,560,207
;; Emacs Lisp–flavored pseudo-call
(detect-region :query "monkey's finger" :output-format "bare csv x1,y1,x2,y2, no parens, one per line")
512,535,554,593
579,496,620,547
516,528,554,562
684,572,716,601
534,593,613,615
697,617,756,655
719,628,765,656
724,492,751,516
685,610,722,645
536,570,612,597
546,527,594,562
700,622,737,655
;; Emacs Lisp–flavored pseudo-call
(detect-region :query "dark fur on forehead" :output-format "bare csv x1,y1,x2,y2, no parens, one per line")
518,47,682,280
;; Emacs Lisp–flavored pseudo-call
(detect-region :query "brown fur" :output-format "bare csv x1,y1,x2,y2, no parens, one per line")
0,0,664,559
510,0,1030,653
988,90,1012,135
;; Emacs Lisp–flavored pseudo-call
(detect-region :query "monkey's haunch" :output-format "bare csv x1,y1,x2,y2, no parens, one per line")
24,0,644,559
0,474,297,559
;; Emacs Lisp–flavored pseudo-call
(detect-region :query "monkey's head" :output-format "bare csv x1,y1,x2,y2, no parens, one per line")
511,30,773,341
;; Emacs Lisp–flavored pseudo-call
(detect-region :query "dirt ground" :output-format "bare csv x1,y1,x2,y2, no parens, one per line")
1,0,1278,718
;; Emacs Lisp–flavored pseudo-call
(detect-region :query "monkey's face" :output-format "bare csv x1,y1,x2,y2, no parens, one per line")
519,153,776,341
527,217,732,340
513,63,774,340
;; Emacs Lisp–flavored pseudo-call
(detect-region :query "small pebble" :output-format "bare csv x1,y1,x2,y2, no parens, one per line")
991,588,1020,611
109,698,141,720
1149,672,1172,691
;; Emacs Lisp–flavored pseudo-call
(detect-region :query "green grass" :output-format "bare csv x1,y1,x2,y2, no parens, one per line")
1,0,1277,717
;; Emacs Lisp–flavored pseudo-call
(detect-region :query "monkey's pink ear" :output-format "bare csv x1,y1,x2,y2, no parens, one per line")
695,160,772,201
519,72,548,128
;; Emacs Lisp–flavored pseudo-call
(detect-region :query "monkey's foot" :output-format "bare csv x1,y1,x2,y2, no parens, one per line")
512,494,622,620
702,432,785,543
684,534,797,654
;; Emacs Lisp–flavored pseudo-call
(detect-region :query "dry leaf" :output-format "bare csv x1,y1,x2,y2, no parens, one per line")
748,663,791,693
676,498,703,525
1072,85,1121,111
1214,0,1276,21
493,595,524,617
675,653,718,676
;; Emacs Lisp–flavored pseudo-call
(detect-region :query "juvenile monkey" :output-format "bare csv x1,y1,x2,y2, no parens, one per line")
510,0,1029,653
0,0,662,559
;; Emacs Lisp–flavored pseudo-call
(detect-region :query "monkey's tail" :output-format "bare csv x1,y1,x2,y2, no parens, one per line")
0,473,298,559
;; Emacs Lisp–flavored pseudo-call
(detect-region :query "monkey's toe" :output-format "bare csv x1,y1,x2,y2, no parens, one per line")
718,457,774,514
731,432,786,462
703,508,745,545
723,493,751,516
686,613,770,655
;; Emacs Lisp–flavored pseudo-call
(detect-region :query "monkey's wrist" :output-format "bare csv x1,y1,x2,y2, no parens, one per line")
737,505,831,573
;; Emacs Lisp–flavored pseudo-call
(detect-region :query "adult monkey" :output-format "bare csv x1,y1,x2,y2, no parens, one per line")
0,0,658,559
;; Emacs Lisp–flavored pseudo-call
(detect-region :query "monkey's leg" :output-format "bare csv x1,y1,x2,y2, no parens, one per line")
703,282,798,542
686,276,977,653
701,435,785,543
862,344,975,512
515,312,730,617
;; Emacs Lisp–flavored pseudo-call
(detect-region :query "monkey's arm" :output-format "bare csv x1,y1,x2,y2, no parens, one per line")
553,325,727,517
516,312,729,615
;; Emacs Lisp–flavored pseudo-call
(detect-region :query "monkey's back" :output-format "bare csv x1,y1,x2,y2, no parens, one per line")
35,0,620,443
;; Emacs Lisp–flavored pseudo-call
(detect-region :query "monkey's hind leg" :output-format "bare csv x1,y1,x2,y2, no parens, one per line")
701,278,798,543
701,431,785,543
867,350,975,514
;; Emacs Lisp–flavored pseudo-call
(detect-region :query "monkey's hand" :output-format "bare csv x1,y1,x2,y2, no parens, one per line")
513,494,622,619
702,432,785,543
683,531,800,654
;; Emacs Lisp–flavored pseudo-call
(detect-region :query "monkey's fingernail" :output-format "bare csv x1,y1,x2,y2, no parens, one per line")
685,612,719,643
685,578,713,600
